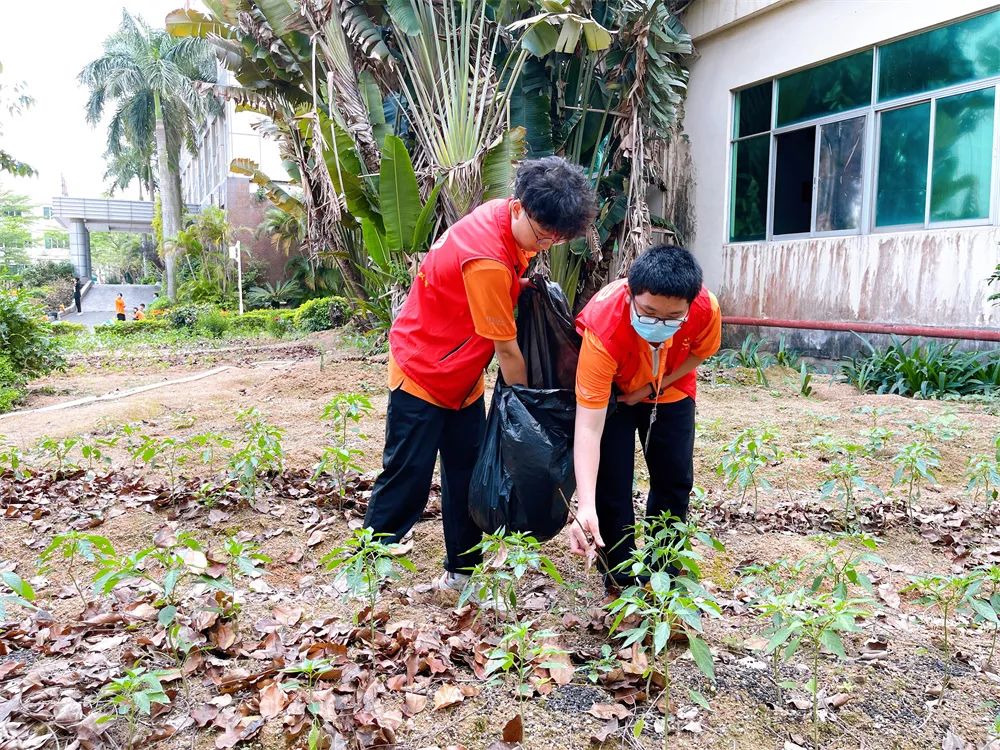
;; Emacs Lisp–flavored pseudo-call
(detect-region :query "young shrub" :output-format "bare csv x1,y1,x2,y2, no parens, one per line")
891,441,941,517
34,435,81,477
760,589,871,748
97,665,172,748
196,307,231,338
312,394,372,501
228,407,284,503
717,426,783,514
459,528,564,624
817,442,880,529
605,513,724,745
965,566,1000,666
265,311,296,338
964,454,1000,509
806,532,883,601
320,527,416,639
0,571,37,620
39,531,116,611
0,434,31,479
294,296,352,332
903,572,975,653
0,290,65,382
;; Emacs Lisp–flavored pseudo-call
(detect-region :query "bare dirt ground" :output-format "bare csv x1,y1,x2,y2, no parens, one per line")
1,333,999,750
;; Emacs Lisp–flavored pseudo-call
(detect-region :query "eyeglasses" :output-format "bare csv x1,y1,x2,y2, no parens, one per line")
632,301,688,326
525,215,563,249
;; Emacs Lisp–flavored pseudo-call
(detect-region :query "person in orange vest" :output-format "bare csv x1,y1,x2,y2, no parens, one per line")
115,292,126,321
364,156,597,591
567,245,722,587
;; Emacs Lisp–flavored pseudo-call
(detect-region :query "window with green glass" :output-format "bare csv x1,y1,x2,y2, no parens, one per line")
878,10,1000,101
816,116,866,232
730,135,769,242
875,102,931,227
776,50,873,126
735,82,772,138
930,87,995,222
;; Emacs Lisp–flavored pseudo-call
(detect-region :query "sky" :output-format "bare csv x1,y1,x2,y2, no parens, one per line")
1,1,204,209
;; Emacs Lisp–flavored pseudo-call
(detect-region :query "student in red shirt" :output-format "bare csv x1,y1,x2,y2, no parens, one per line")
568,245,722,587
364,157,597,590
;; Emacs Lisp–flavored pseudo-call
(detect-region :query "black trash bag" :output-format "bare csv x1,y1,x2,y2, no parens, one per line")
469,277,580,541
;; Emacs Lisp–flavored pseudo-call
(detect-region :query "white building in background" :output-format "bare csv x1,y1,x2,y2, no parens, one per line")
178,66,291,282
680,0,1000,354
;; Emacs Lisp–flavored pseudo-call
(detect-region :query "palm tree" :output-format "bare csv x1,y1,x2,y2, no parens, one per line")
80,10,216,300
256,207,305,256
103,141,156,200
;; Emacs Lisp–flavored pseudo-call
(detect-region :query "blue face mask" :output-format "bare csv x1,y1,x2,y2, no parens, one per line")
630,303,685,344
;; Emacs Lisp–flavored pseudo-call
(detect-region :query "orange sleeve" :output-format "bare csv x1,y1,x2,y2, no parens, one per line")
690,291,722,359
575,330,620,408
462,259,517,341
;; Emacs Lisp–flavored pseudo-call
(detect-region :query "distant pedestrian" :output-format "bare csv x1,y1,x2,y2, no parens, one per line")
115,292,126,322
133,306,146,321
73,277,82,314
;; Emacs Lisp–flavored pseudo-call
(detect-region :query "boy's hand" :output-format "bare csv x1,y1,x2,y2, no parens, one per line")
620,385,653,406
568,506,605,568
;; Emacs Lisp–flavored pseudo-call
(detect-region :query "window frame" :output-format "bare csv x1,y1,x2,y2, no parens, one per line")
727,16,1000,244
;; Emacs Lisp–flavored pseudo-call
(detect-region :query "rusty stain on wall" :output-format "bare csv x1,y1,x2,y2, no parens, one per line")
719,227,1000,329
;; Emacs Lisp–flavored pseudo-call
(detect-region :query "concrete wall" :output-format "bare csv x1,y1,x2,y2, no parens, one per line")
680,0,1000,347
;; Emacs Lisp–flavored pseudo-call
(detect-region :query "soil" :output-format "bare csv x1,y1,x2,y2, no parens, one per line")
1,334,999,750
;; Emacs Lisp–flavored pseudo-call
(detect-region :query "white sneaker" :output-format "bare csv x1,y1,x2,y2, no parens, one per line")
433,571,471,591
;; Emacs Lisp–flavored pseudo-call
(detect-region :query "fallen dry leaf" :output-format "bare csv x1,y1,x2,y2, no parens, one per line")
177,547,209,573
588,703,630,721
272,604,302,626
590,719,620,743
0,661,24,681
432,684,464,711
306,530,326,547
825,693,851,709
402,693,427,717
191,704,219,727
502,714,523,743
258,683,287,719
942,729,968,750
682,721,703,733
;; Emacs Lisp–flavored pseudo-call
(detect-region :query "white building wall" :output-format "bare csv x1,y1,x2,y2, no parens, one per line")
681,0,1000,333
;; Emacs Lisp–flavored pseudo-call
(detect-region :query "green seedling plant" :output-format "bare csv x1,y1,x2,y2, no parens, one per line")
818,442,879,529
97,665,172,749
228,407,285,502
906,412,968,442
965,454,1000,509
775,335,801,369
741,557,810,703
220,536,271,630
891,441,941,517
485,619,568,739
583,643,619,684
853,405,898,430
863,427,894,456
807,532,883,600
717,426,783,514
321,527,415,639
965,566,1000,665
35,435,81,476
798,361,814,396
281,659,336,750
0,436,30,479
0,571,37,620
606,513,724,748
312,393,372,500
39,531,115,611
94,532,229,614
903,572,975,653
185,431,233,476
459,528,564,624
761,589,871,748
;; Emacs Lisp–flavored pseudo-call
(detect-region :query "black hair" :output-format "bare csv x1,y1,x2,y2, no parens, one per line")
627,245,703,303
513,156,597,239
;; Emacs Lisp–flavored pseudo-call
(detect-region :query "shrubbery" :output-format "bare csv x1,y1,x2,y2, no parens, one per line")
294,296,351,332
841,336,1000,398
50,321,87,336
94,318,170,337
0,291,65,413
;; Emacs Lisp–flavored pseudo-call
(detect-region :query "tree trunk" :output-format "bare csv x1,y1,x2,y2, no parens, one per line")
154,91,183,300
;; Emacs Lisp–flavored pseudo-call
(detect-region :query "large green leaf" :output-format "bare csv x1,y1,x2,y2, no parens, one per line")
482,127,527,201
362,218,391,271
411,181,444,252
386,0,421,36
313,115,378,221
165,8,234,39
509,58,554,157
687,634,716,681
379,135,422,252
521,22,559,57
359,71,389,147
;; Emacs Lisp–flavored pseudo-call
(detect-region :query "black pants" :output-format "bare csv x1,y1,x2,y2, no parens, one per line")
116,313,126,321
596,398,696,585
74,294,82,313
364,388,486,573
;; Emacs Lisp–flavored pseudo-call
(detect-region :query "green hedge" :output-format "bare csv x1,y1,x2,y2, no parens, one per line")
50,321,87,336
294,296,352,332
94,318,170,337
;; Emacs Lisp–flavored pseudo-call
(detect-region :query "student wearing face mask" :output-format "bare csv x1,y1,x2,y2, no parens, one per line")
567,245,722,588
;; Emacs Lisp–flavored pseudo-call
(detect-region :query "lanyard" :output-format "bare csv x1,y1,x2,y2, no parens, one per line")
644,344,667,455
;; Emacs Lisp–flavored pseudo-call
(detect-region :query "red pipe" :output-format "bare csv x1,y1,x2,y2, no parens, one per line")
722,316,1000,343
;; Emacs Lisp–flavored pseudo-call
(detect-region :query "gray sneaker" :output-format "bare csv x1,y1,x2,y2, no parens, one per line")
433,571,471,591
